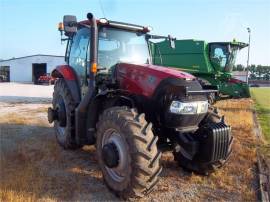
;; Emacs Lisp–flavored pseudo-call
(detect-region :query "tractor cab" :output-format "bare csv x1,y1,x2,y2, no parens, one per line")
59,16,152,88
208,41,248,73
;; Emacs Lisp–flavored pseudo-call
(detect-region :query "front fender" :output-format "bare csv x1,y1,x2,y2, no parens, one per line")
51,65,81,104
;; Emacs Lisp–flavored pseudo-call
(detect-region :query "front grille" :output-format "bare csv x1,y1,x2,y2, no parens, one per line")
210,122,232,162
196,122,232,163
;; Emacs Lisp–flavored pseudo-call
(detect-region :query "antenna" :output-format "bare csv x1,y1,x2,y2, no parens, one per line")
99,0,106,18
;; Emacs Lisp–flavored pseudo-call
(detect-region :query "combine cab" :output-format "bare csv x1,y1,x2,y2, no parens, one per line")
149,37,250,103
48,13,233,199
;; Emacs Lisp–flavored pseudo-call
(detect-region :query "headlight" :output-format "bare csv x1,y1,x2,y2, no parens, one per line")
169,101,208,115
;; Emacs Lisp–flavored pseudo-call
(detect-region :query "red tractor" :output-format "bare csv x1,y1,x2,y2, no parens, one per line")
48,13,233,199
38,73,56,85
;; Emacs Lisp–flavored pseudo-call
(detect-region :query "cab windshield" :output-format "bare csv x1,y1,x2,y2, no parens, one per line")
98,27,150,70
209,43,239,72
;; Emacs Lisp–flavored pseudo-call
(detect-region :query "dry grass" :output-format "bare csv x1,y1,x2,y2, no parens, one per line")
1,153,48,202
0,99,260,201
212,99,258,199
0,103,111,201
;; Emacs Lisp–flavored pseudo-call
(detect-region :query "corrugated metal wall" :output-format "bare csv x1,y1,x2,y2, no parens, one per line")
0,55,65,83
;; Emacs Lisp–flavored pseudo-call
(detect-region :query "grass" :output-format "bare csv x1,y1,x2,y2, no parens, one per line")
250,87,270,142
213,99,258,200
250,87,270,178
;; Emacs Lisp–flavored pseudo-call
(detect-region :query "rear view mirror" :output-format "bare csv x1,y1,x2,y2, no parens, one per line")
63,15,77,37
170,39,175,49
168,35,176,49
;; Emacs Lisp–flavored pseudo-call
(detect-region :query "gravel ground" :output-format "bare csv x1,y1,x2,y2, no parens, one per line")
0,83,259,201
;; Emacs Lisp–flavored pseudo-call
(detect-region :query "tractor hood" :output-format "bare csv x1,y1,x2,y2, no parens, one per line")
117,63,195,80
116,63,197,97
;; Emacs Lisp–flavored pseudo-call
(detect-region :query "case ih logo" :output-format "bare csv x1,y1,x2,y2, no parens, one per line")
148,75,156,84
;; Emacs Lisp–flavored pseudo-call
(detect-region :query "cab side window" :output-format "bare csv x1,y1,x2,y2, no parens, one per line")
69,28,90,83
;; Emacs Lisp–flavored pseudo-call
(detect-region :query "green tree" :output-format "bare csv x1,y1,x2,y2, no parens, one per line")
233,64,244,71
235,64,270,80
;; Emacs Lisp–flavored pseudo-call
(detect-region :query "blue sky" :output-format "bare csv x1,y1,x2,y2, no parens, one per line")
0,0,269,65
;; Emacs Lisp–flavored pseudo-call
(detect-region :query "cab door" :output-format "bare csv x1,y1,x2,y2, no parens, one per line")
68,27,90,96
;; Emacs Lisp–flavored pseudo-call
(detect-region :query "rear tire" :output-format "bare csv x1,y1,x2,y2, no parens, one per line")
173,107,232,175
96,106,162,200
52,79,81,149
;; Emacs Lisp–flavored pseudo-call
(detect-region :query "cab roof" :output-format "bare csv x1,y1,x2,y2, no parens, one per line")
209,41,248,49
79,19,151,33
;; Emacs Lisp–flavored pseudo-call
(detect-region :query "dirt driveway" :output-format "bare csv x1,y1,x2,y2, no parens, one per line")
0,83,259,201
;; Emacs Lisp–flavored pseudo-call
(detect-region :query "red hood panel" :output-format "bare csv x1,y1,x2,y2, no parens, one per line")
116,63,195,97
118,63,195,79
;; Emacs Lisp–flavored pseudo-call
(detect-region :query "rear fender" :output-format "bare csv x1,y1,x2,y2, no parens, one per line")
51,65,81,103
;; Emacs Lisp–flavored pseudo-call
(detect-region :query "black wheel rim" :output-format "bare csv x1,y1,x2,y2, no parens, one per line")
55,96,67,142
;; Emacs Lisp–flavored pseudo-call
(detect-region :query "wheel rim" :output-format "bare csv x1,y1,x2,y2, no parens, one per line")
102,128,128,182
55,121,66,140
54,97,67,142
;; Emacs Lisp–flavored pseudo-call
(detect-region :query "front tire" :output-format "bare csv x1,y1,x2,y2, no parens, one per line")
96,106,162,200
198,78,216,105
207,92,216,105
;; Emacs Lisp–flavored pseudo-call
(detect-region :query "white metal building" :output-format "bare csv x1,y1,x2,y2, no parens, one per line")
232,71,248,82
0,54,65,83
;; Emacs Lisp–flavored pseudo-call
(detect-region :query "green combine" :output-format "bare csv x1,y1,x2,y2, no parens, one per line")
148,36,250,103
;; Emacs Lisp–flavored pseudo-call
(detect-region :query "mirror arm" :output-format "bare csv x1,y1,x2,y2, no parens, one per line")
78,23,91,29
